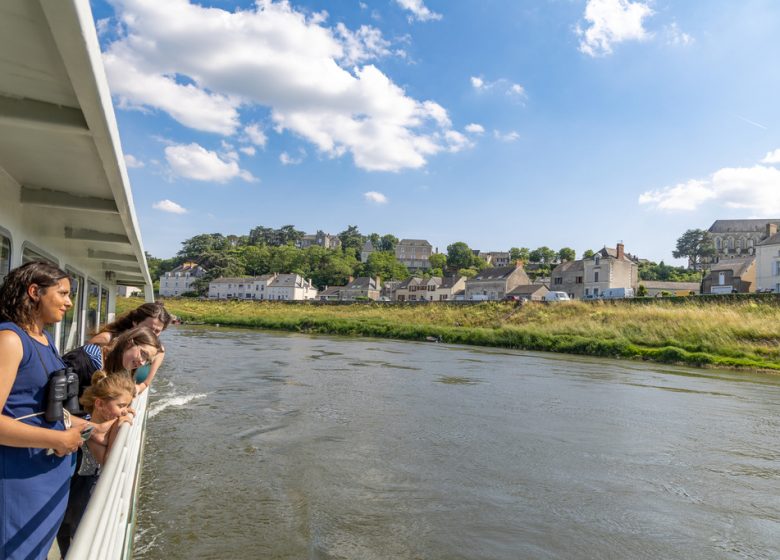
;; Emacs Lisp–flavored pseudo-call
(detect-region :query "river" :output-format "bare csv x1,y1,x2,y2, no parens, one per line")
134,326,780,559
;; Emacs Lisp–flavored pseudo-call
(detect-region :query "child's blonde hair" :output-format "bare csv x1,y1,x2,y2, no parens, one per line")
80,371,136,414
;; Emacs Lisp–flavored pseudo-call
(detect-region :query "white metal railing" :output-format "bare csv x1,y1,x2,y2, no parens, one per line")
67,389,149,559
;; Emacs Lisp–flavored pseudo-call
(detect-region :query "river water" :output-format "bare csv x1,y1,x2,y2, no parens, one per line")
134,326,780,560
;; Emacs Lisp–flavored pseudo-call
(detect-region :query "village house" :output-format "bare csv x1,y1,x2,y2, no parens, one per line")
266,273,318,301
465,263,530,300
208,273,317,301
395,239,433,270
317,286,342,301
549,260,584,300
381,280,401,301
394,276,467,302
506,283,550,301
754,224,780,293
707,219,780,265
159,262,206,297
582,243,638,299
360,239,374,263
341,276,381,301
482,251,511,267
701,257,756,294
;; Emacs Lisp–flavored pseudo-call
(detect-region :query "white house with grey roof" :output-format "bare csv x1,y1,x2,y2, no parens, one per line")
266,273,318,301
160,262,207,297
755,223,780,292
209,273,317,300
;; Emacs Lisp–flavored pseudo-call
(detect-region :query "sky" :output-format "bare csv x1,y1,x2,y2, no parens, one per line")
89,0,780,264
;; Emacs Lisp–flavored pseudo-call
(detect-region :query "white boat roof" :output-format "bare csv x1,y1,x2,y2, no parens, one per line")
0,0,151,288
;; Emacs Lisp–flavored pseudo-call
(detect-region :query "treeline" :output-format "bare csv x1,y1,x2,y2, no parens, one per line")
146,224,699,294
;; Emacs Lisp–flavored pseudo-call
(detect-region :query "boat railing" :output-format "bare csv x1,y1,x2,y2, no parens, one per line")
67,389,149,559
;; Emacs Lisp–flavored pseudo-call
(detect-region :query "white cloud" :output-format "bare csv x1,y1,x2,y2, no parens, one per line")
153,199,188,214
494,130,520,142
244,124,267,148
664,22,694,46
470,76,526,99
240,146,257,156
96,17,111,37
101,0,455,172
165,143,256,183
124,154,144,168
279,151,305,165
465,123,485,134
335,23,392,65
364,191,388,204
639,160,780,214
395,0,442,22
761,149,780,164
442,130,472,152
577,0,653,57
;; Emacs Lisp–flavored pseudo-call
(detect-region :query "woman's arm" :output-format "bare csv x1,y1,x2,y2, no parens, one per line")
136,348,165,394
0,331,83,454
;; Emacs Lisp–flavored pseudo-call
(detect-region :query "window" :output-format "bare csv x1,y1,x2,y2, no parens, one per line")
575,276,583,284
554,277,562,285
594,255,600,266
22,245,56,265
715,237,722,250
59,271,84,352
719,272,726,285
86,281,100,335
593,288,599,296
594,271,599,282
775,262,780,276
100,287,109,327
0,231,10,283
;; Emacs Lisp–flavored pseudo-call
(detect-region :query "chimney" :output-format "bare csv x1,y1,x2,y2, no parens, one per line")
767,223,778,237
616,243,625,260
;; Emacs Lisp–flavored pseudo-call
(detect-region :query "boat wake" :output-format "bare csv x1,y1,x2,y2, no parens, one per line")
148,393,207,418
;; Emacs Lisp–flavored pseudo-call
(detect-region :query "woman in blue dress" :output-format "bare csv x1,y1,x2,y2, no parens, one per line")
0,262,85,559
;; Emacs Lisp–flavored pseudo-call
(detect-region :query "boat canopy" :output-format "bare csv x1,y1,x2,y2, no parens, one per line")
0,0,151,291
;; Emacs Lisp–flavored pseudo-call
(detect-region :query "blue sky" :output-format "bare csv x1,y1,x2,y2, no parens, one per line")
89,0,780,263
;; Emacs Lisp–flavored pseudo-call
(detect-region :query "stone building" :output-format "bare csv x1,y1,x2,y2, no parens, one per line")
701,257,756,294
707,219,780,263
465,263,530,300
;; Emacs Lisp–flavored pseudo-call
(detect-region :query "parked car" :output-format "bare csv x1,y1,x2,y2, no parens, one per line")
543,291,571,302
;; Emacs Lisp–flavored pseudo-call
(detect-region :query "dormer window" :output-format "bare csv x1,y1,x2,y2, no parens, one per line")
594,255,600,266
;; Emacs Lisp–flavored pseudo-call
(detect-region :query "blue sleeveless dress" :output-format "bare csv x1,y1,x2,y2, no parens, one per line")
0,322,74,560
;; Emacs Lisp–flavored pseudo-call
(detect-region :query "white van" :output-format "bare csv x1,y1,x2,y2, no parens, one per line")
544,291,571,302
600,287,635,299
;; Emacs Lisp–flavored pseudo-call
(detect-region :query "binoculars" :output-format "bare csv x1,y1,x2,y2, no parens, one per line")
45,367,80,422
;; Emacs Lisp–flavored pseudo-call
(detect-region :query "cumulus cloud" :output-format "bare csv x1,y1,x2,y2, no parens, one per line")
124,154,144,168
639,157,780,214
470,75,526,99
101,0,455,172
761,149,780,164
577,0,653,57
244,124,267,147
165,143,256,183
494,130,520,142
395,0,442,22
280,151,305,165
364,191,388,204
664,22,694,46
240,146,257,156
153,199,188,214
465,123,485,134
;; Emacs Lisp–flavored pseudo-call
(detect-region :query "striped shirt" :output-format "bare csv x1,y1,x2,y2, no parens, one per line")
83,343,103,371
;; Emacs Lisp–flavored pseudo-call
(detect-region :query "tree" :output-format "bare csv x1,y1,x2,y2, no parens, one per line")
558,247,576,262
582,249,595,259
338,225,364,254
240,245,271,275
529,246,557,264
178,233,228,260
509,247,530,263
637,284,648,297
447,241,474,270
277,225,304,246
673,229,715,271
429,253,447,271
379,234,399,252
362,251,409,281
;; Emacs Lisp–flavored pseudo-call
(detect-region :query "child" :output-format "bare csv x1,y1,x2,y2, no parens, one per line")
56,372,136,557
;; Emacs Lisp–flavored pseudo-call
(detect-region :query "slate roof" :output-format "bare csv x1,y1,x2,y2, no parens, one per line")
345,277,379,290
507,284,548,296
640,281,700,292
471,265,522,281
709,219,780,233
440,276,466,289
397,239,432,247
757,232,780,246
704,257,755,277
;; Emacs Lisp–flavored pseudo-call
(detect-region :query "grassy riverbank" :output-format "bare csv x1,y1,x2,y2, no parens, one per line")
119,298,780,371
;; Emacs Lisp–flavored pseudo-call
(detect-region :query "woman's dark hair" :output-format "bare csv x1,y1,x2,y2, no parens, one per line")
97,302,171,337
102,326,163,374
0,261,71,328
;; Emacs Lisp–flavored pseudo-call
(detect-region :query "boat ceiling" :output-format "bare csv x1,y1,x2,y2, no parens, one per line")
0,0,151,288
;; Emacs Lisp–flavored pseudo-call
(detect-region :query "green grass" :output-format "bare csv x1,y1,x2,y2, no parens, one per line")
118,298,780,372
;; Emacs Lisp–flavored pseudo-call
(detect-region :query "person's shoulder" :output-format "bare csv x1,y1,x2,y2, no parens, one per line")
0,329,24,359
